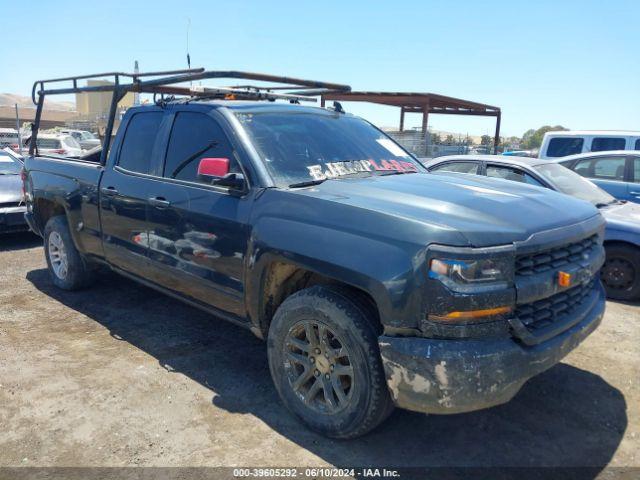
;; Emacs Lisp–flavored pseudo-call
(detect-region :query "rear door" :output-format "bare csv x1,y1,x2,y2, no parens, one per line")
144,108,252,318
100,109,167,277
571,154,631,200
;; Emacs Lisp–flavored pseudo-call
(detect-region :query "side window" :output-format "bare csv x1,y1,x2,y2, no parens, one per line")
547,137,584,157
117,112,163,174
486,165,541,185
163,112,237,184
591,157,626,181
591,137,626,152
573,159,592,177
633,157,640,183
546,137,584,157
635,138,640,150
430,161,479,174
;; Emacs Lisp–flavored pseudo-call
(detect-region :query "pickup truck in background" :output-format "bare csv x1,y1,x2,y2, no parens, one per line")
23,71,607,438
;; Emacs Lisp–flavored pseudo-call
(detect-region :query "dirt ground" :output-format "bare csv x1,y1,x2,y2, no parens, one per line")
1,232,638,471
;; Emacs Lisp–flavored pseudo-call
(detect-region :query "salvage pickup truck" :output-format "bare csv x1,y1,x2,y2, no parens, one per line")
23,70,607,438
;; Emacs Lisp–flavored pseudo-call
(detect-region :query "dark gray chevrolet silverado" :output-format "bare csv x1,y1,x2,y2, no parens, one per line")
23,73,606,438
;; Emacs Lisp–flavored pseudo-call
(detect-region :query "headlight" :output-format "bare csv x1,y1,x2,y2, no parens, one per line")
429,257,511,284
425,246,516,324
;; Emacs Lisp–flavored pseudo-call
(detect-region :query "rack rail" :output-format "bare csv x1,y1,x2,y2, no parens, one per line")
29,68,351,160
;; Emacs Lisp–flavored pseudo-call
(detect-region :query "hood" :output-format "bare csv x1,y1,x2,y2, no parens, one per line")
293,173,600,247
0,174,23,204
601,202,640,236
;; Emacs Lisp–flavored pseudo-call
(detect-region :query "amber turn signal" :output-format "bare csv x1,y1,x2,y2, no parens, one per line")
430,305,512,322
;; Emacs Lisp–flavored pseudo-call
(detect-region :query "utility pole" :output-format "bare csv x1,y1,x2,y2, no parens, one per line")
14,104,23,155
133,61,140,106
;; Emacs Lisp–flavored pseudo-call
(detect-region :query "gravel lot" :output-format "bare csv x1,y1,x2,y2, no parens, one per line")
1,232,638,471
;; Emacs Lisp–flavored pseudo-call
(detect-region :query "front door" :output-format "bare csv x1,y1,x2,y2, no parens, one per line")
145,109,252,318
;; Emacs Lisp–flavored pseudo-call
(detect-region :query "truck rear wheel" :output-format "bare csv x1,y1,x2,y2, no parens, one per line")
267,285,393,438
44,215,94,291
601,244,640,301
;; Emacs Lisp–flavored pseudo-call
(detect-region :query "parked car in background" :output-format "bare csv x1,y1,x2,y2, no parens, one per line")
552,151,640,204
425,154,640,301
58,129,101,150
0,128,20,150
539,130,640,159
0,148,28,233
24,133,83,157
502,150,536,157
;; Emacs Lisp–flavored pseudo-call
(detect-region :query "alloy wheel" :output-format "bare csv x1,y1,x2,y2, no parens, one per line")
283,320,354,414
48,231,69,280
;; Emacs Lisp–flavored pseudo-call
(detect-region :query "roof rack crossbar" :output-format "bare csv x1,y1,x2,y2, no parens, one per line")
32,68,351,104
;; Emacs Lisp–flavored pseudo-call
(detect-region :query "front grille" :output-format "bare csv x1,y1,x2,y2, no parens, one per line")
515,234,598,276
515,280,595,331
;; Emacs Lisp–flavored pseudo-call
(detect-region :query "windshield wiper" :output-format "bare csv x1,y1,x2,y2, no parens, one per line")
378,170,417,176
595,199,623,208
288,179,328,188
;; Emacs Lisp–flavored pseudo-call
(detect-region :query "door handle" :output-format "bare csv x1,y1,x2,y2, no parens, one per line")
101,186,118,196
630,191,640,195
148,196,171,208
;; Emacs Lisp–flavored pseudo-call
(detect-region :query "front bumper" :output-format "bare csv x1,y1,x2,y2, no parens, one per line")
0,206,28,233
379,281,605,415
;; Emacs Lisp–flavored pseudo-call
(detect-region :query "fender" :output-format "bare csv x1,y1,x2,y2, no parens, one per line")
245,215,429,335
26,162,104,258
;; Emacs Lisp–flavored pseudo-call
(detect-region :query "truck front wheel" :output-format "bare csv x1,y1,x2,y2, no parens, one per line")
267,285,393,438
44,215,94,290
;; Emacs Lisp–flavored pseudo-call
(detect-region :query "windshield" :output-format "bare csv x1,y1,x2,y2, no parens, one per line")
535,163,616,205
81,131,96,140
234,110,424,187
0,153,22,175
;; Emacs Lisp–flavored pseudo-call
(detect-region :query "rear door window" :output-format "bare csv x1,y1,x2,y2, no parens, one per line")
430,161,479,174
117,112,163,174
486,165,544,186
633,157,640,183
591,137,626,152
634,138,640,150
163,112,238,185
546,137,584,157
579,156,627,181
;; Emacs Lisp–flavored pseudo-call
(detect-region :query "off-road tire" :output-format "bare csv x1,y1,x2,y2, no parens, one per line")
601,244,640,301
44,215,94,291
267,285,394,438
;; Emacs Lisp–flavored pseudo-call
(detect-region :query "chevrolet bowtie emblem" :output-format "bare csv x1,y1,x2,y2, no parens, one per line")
558,271,572,288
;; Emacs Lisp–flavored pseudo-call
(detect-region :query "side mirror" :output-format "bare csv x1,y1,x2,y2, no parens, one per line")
197,157,245,190
198,157,230,179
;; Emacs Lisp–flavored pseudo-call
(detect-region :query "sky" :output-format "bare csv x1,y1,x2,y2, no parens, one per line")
1,0,638,137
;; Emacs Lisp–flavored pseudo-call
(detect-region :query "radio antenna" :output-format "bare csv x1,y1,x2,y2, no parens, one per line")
186,18,192,85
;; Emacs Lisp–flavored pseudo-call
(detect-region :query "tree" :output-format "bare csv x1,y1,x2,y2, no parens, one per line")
430,132,442,144
521,125,568,150
445,134,455,145
480,135,493,146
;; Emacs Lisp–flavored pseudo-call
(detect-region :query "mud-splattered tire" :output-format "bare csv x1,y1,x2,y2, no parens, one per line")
44,215,94,291
267,285,394,438
601,244,640,301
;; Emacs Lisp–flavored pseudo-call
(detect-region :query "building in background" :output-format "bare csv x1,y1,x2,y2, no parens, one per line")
75,80,135,120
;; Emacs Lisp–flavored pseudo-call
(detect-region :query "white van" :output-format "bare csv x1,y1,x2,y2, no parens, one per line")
539,130,640,159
